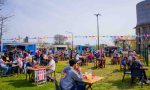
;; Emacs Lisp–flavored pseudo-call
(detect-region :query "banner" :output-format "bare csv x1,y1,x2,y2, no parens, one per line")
4,34,150,41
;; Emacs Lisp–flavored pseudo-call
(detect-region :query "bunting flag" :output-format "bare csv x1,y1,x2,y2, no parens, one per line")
3,34,150,41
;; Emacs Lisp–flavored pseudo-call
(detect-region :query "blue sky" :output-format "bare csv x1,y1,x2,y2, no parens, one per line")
1,0,143,45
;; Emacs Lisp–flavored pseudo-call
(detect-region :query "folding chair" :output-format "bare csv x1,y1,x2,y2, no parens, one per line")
50,70,56,78
0,65,4,76
130,61,145,87
122,65,131,82
131,68,144,87
54,79,61,90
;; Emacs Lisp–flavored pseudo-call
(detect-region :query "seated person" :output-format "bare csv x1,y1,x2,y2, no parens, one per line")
62,65,71,76
127,54,133,67
17,56,23,70
45,55,56,80
26,57,35,74
62,60,81,76
12,56,23,74
11,55,22,74
60,60,86,90
0,56,11,75
131,56,150,84
95,51,100,59
75,53,82,62
40,54,49,66
121,56,128,69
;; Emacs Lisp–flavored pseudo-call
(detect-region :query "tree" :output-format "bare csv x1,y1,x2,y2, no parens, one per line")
0,0,5,52
0,0,12,52
54,34,67,45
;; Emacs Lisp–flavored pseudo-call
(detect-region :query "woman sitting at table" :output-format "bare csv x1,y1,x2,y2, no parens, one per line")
60,60,86,90
26,57,35,74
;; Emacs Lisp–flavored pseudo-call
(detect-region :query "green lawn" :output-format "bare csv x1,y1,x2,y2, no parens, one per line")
0,58,150,90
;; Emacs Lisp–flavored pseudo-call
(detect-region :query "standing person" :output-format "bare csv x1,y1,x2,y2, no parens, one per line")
36,49,41,64
60,60,86,90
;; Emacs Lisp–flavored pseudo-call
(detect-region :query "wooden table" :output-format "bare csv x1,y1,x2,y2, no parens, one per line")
26,66,47,85
94,58,98,68
94,58,105,68
140,67,148,70
83,75,104,90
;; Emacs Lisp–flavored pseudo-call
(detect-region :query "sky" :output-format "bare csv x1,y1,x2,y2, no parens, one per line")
0,0,143,45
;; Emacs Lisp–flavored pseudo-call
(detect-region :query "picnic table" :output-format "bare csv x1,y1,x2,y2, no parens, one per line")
94,58,105,68
26,66,47,85
79,56,88,66
82,74,104,90
140,66,148,70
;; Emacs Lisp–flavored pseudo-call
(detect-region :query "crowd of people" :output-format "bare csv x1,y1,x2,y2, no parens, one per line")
0,47,102,76
1,46,150,89
0,48,29,76
121,51,150,84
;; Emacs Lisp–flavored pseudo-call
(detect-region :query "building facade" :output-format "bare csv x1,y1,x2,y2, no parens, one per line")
136,0,150,53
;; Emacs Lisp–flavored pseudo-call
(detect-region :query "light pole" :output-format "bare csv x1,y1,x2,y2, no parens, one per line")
94,13,101,50
0,17,4,52
66,31,74,59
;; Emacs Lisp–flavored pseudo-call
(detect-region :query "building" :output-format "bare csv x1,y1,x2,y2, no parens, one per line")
52,44,68,51
135,0,150,53
114,38,136,51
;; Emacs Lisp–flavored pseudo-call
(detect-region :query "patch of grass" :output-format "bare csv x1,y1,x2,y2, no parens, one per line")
0,59,150,90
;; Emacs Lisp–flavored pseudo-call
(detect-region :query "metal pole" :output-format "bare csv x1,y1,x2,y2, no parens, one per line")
0,18,3,52
94,13,100,50
66,31,74,59
71,33,73,59
72,33,73,52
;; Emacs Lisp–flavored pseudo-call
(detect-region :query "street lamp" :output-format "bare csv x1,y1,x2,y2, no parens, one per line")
94,13,101,50
66,31,74,59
